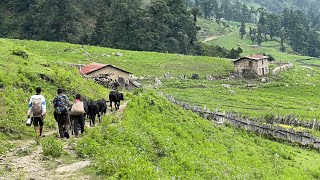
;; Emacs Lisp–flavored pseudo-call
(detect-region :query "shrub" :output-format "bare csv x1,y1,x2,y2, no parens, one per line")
41,136,64,157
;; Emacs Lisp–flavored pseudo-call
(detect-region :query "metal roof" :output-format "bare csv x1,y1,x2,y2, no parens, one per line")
79,62,108,75
234,54,269,62
79,62,132,75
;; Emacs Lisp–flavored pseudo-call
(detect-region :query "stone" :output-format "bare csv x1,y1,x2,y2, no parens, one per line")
115,52,123,57
155,77,163,86
221,84,231,88
83,51,90,56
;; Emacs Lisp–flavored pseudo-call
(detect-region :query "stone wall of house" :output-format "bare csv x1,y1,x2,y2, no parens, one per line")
234,58,269,77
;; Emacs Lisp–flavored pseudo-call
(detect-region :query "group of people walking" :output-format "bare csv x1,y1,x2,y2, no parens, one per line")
27,87,86,139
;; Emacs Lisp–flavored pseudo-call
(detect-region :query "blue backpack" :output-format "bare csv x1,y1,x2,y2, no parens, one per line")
54,95,67,115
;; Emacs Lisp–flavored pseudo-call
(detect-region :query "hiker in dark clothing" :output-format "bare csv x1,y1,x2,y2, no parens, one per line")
70,94,85,137
53,88,71,139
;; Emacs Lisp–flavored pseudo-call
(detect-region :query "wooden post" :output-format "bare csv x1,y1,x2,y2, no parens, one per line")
312,118,316,130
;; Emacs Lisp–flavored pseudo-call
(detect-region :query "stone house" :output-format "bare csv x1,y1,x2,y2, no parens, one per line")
234,54,269,78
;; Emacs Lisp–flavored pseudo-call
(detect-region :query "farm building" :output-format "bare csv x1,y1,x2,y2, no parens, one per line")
79,62,139,89
80,62,131,79
234,54,269,78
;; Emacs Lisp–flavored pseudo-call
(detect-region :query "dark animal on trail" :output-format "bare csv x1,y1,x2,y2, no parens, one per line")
87,100,100,126
97,98,107,116
81,96,89,116
109,91,124,111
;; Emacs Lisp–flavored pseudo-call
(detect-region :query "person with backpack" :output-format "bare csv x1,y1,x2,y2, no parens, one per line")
70,94,85,137
27,87,46,137
53,88,71,139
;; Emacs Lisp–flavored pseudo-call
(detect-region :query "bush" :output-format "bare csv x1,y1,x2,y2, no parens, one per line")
41,136,64,157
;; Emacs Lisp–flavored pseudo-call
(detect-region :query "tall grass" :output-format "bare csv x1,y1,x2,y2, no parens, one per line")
76,92,320,179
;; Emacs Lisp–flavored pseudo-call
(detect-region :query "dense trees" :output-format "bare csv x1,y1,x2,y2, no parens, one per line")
242,8,320,57
0,0,320,58
0,0,208,55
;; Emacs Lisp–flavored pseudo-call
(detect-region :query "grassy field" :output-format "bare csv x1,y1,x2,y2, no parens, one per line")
159,64,320,120
196,18,238,41
6,39,233,78
1,37,320,178
76,92,320,179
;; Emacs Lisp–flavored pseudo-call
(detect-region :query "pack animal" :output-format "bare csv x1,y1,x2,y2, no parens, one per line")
97,98,107,116
109,91,124,111
87,100,100,126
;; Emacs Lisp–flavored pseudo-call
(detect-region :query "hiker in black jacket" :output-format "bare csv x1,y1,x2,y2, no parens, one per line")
53,88,71,139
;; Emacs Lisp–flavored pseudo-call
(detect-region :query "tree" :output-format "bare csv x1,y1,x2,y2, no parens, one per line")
266,14,280,40
240,4,251,22
239,21,246,39
166,0,197,54
38,0,81,43
190,6,200,23
200,0,215,19
280,27,286,52
257,8,267,41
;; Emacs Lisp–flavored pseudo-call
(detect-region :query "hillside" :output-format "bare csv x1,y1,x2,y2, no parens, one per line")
0,38,232,153
240,0,320,13
197,18,307,62
1,38,320,178
74,92,320,179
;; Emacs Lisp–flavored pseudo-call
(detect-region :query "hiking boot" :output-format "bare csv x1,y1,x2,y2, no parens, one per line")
64,131,70,139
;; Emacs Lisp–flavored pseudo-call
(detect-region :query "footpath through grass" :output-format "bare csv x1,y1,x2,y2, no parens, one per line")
0,39,109,154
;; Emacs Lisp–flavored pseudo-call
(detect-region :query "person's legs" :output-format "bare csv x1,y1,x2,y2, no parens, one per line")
73,116,79,136
39,118,44,137
79,114,85,135
63,114,71,138
57,116,64,138
33,117,40,136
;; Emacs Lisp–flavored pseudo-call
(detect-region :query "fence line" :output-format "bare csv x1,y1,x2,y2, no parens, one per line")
165,94,320,149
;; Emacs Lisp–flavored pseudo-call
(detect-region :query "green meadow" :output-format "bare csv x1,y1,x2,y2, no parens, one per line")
1,37,320,178
76,92,320,179
159,64,320,120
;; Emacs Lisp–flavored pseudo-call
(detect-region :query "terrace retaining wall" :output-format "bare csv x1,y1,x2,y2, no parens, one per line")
165,94,320,149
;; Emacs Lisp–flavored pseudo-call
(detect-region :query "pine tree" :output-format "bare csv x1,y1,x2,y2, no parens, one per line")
239,21,246,40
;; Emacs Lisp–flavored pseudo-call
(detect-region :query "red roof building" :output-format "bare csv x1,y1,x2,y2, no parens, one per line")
79,62,108,75
79,62,131,79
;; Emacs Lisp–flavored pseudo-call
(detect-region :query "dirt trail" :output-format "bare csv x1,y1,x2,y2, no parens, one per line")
202,33,233,43
0,101,129,180
0,130,89,180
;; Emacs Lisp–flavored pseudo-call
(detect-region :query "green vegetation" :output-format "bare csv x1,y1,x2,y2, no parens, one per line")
0,39,109,153
159,64,320,120
76,92,320,179
1,37,320,178
208,33,307,62
7,39,233,78
196,18,237,41
42,136,64,157
197,18,306,62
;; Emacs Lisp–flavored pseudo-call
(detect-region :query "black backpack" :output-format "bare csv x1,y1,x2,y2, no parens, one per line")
54,95,67,115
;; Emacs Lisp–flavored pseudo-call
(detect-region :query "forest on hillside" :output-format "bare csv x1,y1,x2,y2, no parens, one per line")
0,0,320,57
240,0,320,13
192,0,320,57
0,0,243,58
